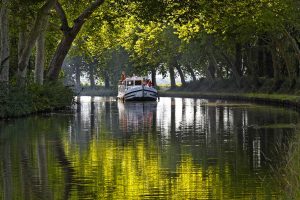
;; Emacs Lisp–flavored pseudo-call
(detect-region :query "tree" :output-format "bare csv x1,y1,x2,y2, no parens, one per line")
47,0,105,81
17,0,56,84
0,0,10,83
34,16,49,85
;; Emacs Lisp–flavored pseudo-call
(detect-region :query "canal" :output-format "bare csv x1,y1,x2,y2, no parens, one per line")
0,97,298,199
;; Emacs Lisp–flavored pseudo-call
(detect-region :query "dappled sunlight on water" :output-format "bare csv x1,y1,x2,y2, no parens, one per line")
0,97,298,199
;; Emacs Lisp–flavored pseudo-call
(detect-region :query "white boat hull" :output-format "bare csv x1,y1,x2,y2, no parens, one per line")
118,86,158,101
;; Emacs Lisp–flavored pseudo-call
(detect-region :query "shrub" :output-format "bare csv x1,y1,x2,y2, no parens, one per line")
0,82,74,118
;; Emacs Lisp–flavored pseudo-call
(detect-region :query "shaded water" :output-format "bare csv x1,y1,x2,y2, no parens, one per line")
0,96,299,199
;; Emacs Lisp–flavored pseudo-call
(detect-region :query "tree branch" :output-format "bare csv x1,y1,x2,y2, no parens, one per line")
47,0,105,81
54,1,71,34
74,0,105,24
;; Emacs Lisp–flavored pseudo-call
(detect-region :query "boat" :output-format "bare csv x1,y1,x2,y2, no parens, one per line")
117,76,158,101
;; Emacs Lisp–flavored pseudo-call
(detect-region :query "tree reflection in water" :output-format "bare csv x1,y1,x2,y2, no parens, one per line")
0,97,298,199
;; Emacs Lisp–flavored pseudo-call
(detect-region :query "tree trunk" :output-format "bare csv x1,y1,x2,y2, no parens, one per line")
17,30,27,85
75,64,81,89
207,52,217,81
17,0,55,84
18,30,26,61
169,64,176,89
220,50,241,87
47,0,105,81
206,63,214,82
47,32,78,81
257,38,264,77
245,46,257,78
264,50,273,78
104,70,110,89
283,28,300,63
34,26,47,85
151,69,157,87
0,0,9,83
235,43,243,76
89,64,95,89
278,39,297,88
270,43,283,90
186,63,196,82
175,64,186,86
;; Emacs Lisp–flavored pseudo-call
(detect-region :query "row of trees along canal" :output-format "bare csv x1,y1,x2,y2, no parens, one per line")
0,0,300,94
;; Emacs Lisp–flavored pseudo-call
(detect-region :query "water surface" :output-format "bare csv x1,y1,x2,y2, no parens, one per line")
0,97,298,199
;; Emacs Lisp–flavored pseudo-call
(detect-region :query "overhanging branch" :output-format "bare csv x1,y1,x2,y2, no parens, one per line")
74,0,105,24
54,1,71,34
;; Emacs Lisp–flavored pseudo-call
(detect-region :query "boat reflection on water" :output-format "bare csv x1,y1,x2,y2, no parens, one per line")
118,101,157,134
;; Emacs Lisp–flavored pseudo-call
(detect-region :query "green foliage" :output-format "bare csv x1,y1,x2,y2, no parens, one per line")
0,83,74,118
57,0,298,88
4,0,300,92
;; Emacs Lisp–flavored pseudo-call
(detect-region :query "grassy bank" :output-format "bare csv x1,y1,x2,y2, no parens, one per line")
0,83,74,118
159,90,300,111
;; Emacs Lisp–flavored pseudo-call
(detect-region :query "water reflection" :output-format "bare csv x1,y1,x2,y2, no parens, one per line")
0,97,298,199
118,101,157,134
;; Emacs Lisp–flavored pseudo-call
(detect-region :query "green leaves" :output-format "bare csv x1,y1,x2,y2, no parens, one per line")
0,83,74,118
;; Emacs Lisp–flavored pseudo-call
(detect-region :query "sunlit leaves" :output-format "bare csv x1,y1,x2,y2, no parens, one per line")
164,0,297,43
174,18,201,42
59,0,299,83
133,22,163,58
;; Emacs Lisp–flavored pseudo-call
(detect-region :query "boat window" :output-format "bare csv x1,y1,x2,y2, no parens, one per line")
127,81,133,86
135,80,142,85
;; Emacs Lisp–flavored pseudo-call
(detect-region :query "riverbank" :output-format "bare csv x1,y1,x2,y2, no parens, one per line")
159,90,300,111
0,83,74,118
74,85,300,111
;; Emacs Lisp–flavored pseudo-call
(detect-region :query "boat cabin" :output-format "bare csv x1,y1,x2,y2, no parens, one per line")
125,79,143,87
119,77,148,88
